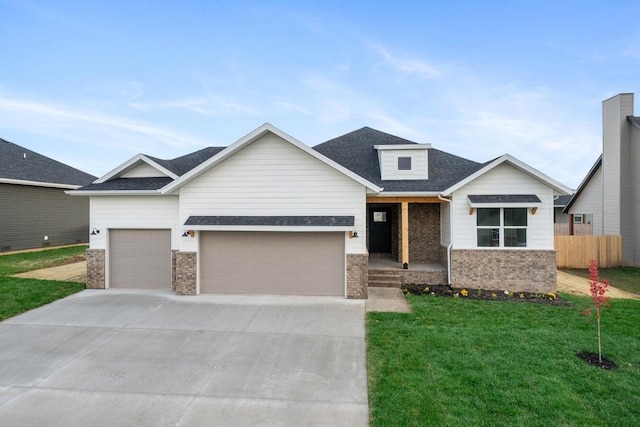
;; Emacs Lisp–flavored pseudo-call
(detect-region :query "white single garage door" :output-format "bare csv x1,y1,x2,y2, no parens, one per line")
200,231,345,296
110,229,171,290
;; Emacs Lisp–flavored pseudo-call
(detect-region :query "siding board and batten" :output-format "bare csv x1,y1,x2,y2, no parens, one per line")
450,163,554,249
179,133,367,255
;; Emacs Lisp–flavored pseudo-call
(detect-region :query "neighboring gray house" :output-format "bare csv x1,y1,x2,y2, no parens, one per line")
70,124,571,297
565,93,640,266
0,138,96,252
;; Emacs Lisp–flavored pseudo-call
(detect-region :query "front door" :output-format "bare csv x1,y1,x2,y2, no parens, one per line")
369,207,392,253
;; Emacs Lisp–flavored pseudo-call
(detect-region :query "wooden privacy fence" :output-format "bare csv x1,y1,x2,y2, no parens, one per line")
554,235,622,268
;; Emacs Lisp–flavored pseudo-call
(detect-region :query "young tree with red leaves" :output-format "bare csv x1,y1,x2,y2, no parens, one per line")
581,259,610,364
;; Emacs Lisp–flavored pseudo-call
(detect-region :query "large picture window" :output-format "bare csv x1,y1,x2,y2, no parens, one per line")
477,208,527,247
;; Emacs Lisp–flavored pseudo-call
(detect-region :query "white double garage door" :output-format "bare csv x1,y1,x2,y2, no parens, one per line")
109,229,346,296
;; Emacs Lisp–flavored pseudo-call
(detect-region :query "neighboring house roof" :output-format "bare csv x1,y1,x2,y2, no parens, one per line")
313,127,487,193
0,138,96,188
628,116,640,128
563,155,602,213
554,194,572,207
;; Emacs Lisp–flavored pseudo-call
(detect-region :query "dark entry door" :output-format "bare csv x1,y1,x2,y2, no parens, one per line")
369,207,392,253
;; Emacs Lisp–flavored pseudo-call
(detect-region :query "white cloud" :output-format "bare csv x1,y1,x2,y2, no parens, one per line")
0,95,212,152
370,44,441,80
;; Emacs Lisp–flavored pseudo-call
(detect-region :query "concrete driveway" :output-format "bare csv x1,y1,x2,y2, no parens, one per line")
0,290,368,426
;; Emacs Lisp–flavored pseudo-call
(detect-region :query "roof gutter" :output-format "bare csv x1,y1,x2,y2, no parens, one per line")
438,193,452,286
0,178,81,189
65,190,164,196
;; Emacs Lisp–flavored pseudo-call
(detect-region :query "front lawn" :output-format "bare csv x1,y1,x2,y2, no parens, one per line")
0,246,86,320
562,267,640,295
367,294,640,426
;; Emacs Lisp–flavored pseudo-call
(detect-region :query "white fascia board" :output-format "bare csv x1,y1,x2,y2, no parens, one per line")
94,154,178,183
161,123,383,194
374,144,431,150
65,189,162,196
0,178,80,189
442,154,573,196
373,191,441,197
184,225,353,232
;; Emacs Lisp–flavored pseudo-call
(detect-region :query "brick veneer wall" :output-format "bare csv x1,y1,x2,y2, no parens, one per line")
346,254,368,299
171,250,178,291
408,203,441,263
175,252,197,295
86,249,105,289
451,249,557,293
398,269,447,286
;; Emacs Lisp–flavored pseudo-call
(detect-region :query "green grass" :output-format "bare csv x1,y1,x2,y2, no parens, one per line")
0,245,87,276
0,246,86,320
562,267,640,295
367,294,640,426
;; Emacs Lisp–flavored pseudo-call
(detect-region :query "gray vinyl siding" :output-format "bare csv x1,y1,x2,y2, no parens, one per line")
633,123,640,265
0,183,89,252
602,93,635,264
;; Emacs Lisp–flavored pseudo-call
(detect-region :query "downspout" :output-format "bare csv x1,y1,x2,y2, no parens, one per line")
438,193,452,286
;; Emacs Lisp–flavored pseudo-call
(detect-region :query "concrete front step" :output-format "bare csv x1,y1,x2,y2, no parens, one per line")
368,270,401,288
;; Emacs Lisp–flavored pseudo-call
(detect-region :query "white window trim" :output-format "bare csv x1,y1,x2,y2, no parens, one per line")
476,208,528,248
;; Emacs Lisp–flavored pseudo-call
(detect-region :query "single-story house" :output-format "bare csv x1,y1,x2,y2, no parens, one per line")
69,124,571,298
565,93,640,266
1,138,96,252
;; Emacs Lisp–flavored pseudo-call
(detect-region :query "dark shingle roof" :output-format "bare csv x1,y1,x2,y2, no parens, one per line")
185,216,355,227
313,127,486,192
0,138,96,186
468,195,541,204
146,147,225,176
74,177,173,192
554,194,572,207
74,147,225,191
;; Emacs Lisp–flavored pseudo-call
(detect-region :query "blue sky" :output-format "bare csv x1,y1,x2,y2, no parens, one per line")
1,1,639,188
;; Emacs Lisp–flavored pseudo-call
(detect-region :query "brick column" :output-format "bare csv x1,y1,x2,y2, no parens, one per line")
175,252,197,295
346,253,368,299
171,250,178,291
85,249,105,289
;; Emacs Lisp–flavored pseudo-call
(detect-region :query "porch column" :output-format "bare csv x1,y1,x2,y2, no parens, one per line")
401,201,409,268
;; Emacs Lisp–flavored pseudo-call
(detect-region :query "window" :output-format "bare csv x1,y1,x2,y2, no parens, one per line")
398,156,412,170
373,211,387,222
477,208,527,247
574,214,583,224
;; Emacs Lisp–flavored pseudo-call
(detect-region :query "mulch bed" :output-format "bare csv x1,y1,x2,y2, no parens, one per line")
576,351,618,370
401,283,572,306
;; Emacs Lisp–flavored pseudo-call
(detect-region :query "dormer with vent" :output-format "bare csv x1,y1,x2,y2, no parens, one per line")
374,144,431,180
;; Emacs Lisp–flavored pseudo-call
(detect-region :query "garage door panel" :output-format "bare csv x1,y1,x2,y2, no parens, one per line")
110,229,171,290
200,231,345,296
